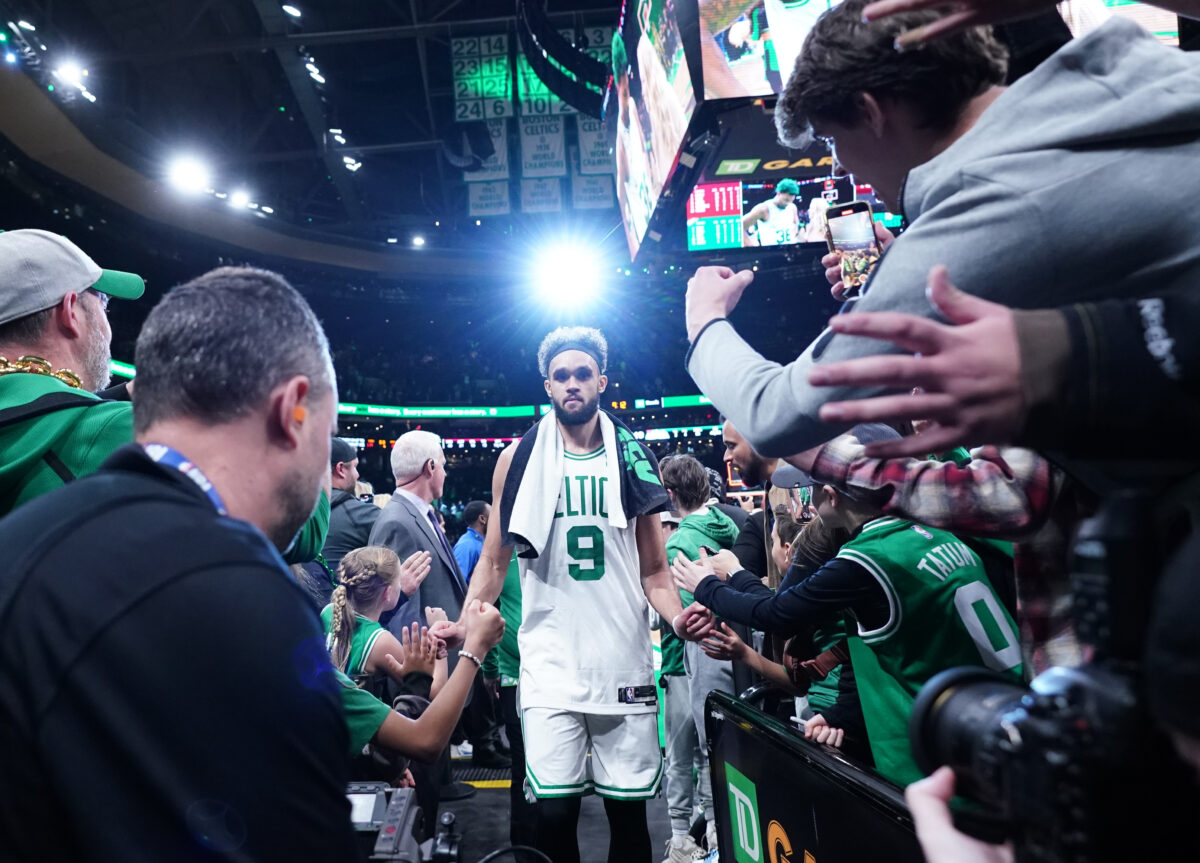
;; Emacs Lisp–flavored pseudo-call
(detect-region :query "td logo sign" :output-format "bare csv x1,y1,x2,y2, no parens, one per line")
725,763,762,863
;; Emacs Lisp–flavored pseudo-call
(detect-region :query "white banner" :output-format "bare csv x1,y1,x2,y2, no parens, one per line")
571,173,614,210
520,115,567,178
468,180,511,217
465,118,509,183
521,178,563,213
576,115,613,176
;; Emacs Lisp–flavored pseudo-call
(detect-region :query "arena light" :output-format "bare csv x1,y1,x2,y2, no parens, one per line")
229,189,251,209
533,244,602,307
281,5,302,17
4,52,15,64
166,156,211,194
52,62,85,88
412,236,426,247
17,20,34,31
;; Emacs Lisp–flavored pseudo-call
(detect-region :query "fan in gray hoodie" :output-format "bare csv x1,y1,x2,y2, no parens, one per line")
686,8,1200,492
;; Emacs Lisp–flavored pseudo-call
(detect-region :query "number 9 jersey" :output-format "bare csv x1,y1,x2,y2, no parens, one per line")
517,446,655,714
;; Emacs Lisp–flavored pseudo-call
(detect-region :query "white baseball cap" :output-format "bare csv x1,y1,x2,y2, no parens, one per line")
0,229,145,326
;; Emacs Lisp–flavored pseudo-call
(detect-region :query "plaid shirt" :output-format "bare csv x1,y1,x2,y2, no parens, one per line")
811,439,1086,674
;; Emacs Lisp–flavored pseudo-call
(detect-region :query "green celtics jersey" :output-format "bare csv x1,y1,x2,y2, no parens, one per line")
320,605,387,677
838,516,1024,786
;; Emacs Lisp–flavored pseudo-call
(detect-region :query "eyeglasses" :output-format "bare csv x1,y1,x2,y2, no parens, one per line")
87,289,111,312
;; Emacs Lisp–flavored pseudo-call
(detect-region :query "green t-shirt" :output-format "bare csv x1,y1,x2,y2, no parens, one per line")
0,373,133,513
0,372,329,564
334,669,393,755
839,517,1024,785
662,507,741,676
320,604,387,676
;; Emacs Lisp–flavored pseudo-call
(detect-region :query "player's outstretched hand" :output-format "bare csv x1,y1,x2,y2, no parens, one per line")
906,767,1015,863
671,548,716,594
399,550,432,597
809,265,1024,456
463,599,505,656
823,221,895,301
862,0,1056,50
686,266,755,342
803,713,845,749
673,601,716,641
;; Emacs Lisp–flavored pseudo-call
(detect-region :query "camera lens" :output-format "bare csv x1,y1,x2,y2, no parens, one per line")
909,666,1027,805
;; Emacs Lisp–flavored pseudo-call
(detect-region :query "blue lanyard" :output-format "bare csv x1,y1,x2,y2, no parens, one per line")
142,443,228,515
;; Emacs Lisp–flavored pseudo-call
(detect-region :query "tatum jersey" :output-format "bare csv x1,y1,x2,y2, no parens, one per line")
838,516,1023,785
518,447,654,714
757,201,799,246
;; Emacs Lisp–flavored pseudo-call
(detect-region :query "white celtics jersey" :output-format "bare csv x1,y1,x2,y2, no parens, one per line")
757,201,798,246
518,446,655,714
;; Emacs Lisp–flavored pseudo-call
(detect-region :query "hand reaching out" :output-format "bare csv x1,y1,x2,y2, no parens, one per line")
673,601,716,641
701,622,748,662
399,551,432,597
671,548,717,595
685,266,755,342
399,622,438,677
809,266,1026,456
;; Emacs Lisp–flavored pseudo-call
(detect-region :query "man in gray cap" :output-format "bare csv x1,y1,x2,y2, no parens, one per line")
322,436,381,575
0,229,144,513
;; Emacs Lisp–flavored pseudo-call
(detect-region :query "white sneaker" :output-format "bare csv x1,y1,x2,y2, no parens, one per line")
450,742,473,759
706,823,719,854
661,834,704,863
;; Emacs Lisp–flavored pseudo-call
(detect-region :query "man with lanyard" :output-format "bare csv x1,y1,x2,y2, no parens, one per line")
0,266,359,861
433,326,704,863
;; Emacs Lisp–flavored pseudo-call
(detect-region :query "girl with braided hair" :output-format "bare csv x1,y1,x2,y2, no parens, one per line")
322,546,447,696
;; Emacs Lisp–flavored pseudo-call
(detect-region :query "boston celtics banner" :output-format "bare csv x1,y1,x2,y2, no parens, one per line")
520,115,567,178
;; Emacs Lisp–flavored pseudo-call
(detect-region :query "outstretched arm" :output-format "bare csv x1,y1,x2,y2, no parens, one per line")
635,513,689,638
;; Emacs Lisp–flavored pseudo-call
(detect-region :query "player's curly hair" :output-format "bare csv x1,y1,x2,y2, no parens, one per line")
328,546,401,673
537,326,608,377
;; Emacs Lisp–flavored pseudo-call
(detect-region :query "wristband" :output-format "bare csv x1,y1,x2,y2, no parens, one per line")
459,650,483,670
671,614,682,635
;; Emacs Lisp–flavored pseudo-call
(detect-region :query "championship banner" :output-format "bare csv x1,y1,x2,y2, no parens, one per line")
451,34,513,121
468,180,511,217
576,115,613,176
520,177,562,213
520,115,567,178
465,118,510,183
572,172,614,210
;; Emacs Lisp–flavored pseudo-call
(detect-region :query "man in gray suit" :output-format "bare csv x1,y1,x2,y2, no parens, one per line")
369,430,466,647
368,431,509,782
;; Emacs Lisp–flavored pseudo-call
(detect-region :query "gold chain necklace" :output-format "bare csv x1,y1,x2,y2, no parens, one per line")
0,355,83,389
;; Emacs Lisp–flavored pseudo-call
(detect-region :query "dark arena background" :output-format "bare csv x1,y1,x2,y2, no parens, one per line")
3,1,1199,862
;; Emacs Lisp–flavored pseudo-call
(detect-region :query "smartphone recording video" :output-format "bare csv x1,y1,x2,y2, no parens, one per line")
825,201,881,298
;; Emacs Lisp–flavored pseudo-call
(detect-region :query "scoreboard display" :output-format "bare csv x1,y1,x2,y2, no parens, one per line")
686,181,744,251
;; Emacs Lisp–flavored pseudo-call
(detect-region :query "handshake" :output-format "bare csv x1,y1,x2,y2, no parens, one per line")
427,599,506,658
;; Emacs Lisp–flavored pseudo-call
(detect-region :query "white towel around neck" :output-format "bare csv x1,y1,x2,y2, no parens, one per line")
508,410,627,558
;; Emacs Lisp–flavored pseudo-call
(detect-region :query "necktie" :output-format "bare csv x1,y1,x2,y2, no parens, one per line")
427,510,459,579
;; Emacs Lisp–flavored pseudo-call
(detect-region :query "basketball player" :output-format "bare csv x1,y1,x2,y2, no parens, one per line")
436,327,696,863
743,178,801,246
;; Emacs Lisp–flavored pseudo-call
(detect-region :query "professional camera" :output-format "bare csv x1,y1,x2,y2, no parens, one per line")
908,494,1199,863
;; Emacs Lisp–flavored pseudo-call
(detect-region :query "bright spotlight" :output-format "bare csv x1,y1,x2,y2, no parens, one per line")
310,72,325,84
229,190,251,208
17,20,34,31
53,62,84,88
4,53,15,64
166,156,211,194
412,236,425,247
281,5,302,17
534,245,602,306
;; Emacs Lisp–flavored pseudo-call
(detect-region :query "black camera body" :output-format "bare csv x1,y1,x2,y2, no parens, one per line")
908,494,1199,863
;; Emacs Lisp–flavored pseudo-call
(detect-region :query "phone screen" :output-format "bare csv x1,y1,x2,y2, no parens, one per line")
827,206,881,295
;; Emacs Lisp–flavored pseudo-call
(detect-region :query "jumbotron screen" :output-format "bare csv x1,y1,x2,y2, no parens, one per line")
686,175,872,250
701,0,845,100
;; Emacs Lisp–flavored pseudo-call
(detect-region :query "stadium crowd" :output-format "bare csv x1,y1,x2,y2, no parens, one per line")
2,2,1200,863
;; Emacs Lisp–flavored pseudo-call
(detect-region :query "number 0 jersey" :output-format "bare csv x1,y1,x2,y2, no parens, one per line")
517,447,655,714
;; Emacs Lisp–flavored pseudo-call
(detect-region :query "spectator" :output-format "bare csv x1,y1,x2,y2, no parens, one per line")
685,1,1200,481
0,229,144,512
0,230,330,559
661,454,741,858
673,423,1023,786
453,499,491,583
0,265,356,861
323,436,382,575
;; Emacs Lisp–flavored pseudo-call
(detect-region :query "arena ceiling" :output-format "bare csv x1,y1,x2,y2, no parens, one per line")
0,0,619,261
